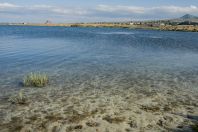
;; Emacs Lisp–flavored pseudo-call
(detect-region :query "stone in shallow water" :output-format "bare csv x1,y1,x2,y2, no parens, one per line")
86,120,100,127
103,115,125,124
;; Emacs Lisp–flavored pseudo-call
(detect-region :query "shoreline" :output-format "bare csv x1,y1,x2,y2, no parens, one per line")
0,80,198,132
1,23,198,32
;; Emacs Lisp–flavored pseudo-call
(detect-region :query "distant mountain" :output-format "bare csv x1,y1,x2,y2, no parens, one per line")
168,14,198,24
180,14,198,19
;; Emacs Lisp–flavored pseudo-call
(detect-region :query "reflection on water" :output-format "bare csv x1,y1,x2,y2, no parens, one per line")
0,26,198,95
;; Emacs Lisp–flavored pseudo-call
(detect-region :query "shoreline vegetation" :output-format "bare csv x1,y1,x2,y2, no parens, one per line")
1,14,198,32
1,23,198,32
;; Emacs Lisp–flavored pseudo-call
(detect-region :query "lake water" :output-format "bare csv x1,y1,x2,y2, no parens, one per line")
0,26,198,95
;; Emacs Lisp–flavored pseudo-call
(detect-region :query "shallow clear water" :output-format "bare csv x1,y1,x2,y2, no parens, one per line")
0,26,198,94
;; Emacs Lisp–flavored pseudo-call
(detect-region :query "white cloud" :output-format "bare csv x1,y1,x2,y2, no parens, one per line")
0,3,19,8
51,8,88,15
32,5,54,9
0,3,89,17
151,5,198,14
0,3,198,22
96,5,198,15
96,5,145,14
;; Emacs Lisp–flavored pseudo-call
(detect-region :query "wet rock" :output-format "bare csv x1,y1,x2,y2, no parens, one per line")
163,105,172,111
86,120,100,127
125,128,133,132
157,119,164,127
45,114,64,122
128,120,137,128
74,125,83,129
103,115,125,124
140,105,160,112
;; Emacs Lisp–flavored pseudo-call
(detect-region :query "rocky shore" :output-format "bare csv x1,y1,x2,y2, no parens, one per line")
0,78,198,132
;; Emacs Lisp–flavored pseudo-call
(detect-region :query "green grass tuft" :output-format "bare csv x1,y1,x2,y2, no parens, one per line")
9,90,27,105
23,72,49,87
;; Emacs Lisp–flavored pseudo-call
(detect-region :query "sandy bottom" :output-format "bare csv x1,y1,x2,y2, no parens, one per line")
0,79,198,132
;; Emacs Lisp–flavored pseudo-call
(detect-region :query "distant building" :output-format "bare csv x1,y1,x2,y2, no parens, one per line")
135,22,142,25
160,23,165,26
129,22,134,25
45,20,52,24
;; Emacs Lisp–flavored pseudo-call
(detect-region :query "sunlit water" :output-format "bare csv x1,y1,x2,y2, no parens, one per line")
0,26,198,95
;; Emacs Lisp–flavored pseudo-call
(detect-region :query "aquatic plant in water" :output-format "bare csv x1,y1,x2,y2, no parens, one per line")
23,72,49,87
9,90,27,105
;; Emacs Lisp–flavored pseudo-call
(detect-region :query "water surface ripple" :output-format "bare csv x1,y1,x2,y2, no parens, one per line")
0,26,198,95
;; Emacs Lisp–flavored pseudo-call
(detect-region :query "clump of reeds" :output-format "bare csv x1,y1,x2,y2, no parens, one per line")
23,72,49,87
9,90,27,105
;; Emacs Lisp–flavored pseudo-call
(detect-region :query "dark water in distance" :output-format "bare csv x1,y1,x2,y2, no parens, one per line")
0,26,198,94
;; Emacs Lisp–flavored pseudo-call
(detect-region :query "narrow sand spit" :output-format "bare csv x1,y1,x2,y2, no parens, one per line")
0,79,198,132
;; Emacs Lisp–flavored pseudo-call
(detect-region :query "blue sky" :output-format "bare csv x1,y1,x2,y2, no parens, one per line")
0,0,198,23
